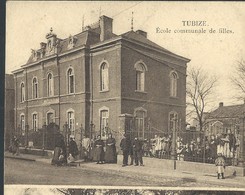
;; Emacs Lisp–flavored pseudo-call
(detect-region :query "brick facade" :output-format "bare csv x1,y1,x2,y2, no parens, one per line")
12,15,190,149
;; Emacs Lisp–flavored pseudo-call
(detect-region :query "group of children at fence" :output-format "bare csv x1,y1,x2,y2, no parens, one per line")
142,133,240,164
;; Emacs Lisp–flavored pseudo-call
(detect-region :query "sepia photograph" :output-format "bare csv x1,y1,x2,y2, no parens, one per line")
4,1,245,193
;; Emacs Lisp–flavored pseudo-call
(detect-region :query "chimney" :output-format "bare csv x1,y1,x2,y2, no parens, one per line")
136,30,147,38
99,15,113,41
219,102,224,107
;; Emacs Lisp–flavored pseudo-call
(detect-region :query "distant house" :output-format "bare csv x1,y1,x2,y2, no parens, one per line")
204,102,245,137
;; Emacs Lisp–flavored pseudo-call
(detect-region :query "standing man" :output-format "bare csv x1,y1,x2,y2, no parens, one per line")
120,133,131,167
132,137,144,166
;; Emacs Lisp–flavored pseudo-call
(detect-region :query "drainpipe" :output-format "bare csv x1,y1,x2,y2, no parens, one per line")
90,53,93,134
57,54,61,129
14,74,17,132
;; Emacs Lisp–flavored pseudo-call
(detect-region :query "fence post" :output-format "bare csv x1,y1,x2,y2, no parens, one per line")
171,117,177,170
80,123,83,159
25,124,29,147
42,122,47,150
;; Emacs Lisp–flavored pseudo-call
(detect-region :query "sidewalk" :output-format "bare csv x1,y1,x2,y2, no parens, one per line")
4,151,245,188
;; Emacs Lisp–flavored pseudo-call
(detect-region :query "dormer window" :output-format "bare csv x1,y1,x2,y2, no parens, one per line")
68,35,77,49
47,40,52,51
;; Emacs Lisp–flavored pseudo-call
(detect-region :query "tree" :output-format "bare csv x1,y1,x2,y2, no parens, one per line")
231,59,245,100
186,66,217,132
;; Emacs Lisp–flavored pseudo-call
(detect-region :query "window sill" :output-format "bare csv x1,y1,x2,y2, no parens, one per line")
135,90,147,94
100,90,109,93
170,96,178,99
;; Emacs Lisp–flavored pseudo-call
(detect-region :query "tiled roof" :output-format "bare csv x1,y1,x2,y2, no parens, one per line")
24,29,189,66
208,104,245,118
121,31,175,55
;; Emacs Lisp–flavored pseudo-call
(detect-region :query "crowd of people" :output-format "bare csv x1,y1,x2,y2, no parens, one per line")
142,133,240,164
49,131,241,167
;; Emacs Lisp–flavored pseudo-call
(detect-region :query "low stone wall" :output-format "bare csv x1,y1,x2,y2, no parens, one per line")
19,147,53,157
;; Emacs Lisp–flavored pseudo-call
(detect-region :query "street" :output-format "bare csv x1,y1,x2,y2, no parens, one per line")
4,158,234,187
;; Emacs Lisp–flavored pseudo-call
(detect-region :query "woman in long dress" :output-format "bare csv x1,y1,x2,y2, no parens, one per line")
105,133,117,163
94,135,105,164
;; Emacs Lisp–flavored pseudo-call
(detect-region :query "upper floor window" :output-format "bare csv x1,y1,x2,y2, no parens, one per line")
20,82,25,102
135,62,147,92
32,113,38,131
47,73,54,97
100,62,109,91
67,110,75,135
170,71,178,97
32,77,38,99
169,112,178,131
67,68,75,94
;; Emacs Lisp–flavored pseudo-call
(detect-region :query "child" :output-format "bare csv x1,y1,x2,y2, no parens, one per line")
215,153,225,179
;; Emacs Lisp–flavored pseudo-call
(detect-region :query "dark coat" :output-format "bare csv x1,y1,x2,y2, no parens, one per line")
105,138,117,163
69,139,78,158
132,139,143,151
120,137,131,151
94,139,105,162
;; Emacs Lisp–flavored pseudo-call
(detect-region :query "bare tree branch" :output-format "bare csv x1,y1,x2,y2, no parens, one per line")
187,66,217,131
231,59,245,100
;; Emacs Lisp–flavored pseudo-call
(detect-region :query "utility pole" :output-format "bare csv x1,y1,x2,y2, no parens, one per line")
171,116,177,170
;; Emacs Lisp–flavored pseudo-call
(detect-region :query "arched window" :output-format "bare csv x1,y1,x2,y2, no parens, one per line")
32,77,38,99
100,109,109,137
32,113,38,131
20,82,25,102
135,62,146,91
47,73,54,97
20,114,25,135
100,62,109,91
67,68,75,94
47,112,54,125
134,108,147,139
169,111,178,131
67,110,75,135
170,71,178,97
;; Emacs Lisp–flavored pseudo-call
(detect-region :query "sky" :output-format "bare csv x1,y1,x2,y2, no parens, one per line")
6,1,245,110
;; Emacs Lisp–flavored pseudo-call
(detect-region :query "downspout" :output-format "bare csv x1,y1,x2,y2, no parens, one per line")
25,69,29,146
14,74,17,132
57,54,61,129
90,52,93,133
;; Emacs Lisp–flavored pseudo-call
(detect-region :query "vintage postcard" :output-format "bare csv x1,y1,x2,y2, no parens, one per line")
4,1,245,194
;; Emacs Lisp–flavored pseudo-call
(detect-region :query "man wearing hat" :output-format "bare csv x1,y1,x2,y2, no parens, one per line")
120,133,131,167
215,153,225,179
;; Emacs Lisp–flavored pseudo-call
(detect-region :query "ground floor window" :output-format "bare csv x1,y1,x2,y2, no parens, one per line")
169,112,178,131
68,111,75,136
47,112,54,125
135,109,146,139
32,113,38,131
20,114,25,135
100,110,109,137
